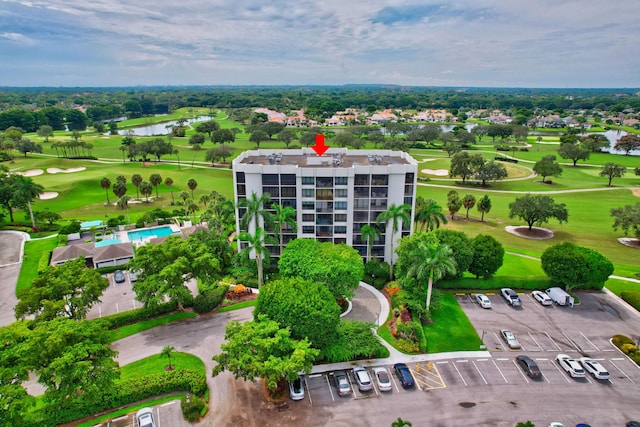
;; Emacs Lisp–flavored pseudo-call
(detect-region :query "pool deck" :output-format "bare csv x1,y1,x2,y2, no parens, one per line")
116,224,181,244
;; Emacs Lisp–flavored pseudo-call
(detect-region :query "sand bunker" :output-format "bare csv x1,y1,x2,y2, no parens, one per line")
38,192,59,200
618,237,640,248
47,167,86,174
15,169,44,177
421,168,449,176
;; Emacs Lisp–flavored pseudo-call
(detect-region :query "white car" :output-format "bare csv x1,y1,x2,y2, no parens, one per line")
500,329,521,349
501,288,522,307
580,357,610,380
556,354,586,378
136,408,156,427
475,293,492,309
288,375,305,400
532,290,553,306
352,367,373,392
373,367,392,392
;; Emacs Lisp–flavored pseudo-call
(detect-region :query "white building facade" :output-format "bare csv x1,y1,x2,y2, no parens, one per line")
232,148,418,263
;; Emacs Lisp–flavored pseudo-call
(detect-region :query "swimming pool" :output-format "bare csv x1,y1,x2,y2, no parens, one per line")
95,238,122,247
127,225,178,242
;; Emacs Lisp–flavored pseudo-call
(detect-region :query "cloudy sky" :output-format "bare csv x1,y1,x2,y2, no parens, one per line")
1,0,639,88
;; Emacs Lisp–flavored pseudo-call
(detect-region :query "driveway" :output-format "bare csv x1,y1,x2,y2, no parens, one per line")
0,231,28,326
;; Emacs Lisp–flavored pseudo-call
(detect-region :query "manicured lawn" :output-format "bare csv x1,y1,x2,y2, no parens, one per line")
605,278,640,295
216,299,257,312
15,237,58,292
423,292,483,353
108,312,198,342
119,351,205,381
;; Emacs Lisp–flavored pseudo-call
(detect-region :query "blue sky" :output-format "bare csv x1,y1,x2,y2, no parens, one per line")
1,0,639,87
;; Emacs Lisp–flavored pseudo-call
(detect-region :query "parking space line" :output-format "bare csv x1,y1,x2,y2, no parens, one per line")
472,361,488,385
544,332,562,351
493,332,507,351
580,332,599,351
492,359,509,383
452,362,468,387
609,360,635,384
325,374,335,401
561,332,580,351
160,401,176,407
412,363,447,390
155,406,161,427
389,369,401,392
551,359,573,383
304,377,313,406
512,359,530,384
527,332,543,351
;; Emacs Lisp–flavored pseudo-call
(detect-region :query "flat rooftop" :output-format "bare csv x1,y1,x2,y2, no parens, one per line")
238,149,412,168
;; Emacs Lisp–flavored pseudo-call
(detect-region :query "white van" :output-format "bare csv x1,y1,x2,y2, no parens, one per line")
545,287,574,307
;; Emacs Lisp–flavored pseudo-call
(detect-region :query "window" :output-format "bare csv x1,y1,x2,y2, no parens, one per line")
302,201,315,210
316,189,333,200
334,238,347,244
302,225,314,234
372,174,388,185
316,202,333,213
405,173,415,184
281,174,296,186
335,176,348,185
335,188,348,198
302,188,314,197
302,176,314,185
316,226,333,237
335,225,347,234
262,174,279,185
371,187,388,198
236,172,245,183
281,199,296,208
371,199,387,209
316,177,333,188
281,187,296,197
404,184,413,196
335,201,347,210
262,186,279,198
404,197,413,206
354,211,368,221
335,213,347,222
236,184,246,196
354,187,369,198
317,214,332,225
354,199,368,209
302,214,315,222
355,174,369,185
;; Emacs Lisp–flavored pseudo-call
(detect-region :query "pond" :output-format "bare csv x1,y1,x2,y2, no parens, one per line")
116,116,211,136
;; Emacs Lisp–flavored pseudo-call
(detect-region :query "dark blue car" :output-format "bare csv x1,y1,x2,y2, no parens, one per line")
393,363,415,389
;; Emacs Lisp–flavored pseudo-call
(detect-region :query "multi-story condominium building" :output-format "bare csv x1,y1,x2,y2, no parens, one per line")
232,148,418,264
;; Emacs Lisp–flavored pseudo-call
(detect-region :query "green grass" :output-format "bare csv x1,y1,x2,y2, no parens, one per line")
75,395,185,427
424,292,483,353
604,278,640,295
15,237,57,292
216,299,257,312
119,351,205,381
108,312,198,342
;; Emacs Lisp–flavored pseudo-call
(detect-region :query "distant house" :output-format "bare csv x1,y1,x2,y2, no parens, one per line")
50,243,95,267
50,242,134,268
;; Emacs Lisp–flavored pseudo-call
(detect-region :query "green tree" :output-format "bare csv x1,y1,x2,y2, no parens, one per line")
65,109,88,131
508,194,569,231
271,203,297,256
447,190,463,220
414,241,456,311
278,128,296,148
189,133,205,150
238,191,273,232
434,229,474,280
255,277,340,349
15,139,42,157
477,194,492,221
449,152,484,184
239,228,273,289
116,195,131,212
15,257,108,321
611,202,640,238
112,180,127,200
161,345,176,370
580,134,609,152
614,133,640,155
391,417,413,427
462,194,476,219
164,177,175,203
475,160,508,186
139,181,153,202
599,162,626,186
515,422,535,427
541,242,613,291
414,197,447,232
37,125,53,142
249,130,269,148
131,173,142,199
100,177,112,205
187,178,198,199
33,210,61,226
211,128,235,145
361,224,382,262
468,234,504,278
196,120,220,138
278,239,364,300
558,142,590,166
533,155,563,182
12,175,44,229
149,173,163,197
212,315,319,398
376,203,411,280
0,321,36,425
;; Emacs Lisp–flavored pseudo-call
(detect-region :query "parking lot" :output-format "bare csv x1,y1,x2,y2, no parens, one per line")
89,400,186,427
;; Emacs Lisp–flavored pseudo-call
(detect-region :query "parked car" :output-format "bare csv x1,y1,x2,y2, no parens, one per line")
113,270,125,283
393,363,415,389
288,375,305,400
128,269,139,282
532,290,553,306
333,370,352,396
352,367,373,392
373,367,392,392
516,355,541,378
500,329,521,349
556,354,586,378
136,407,156,427
545,287,574,306
626,421,640,427
500,288,521,307
475,293,492,309
579,357,610,380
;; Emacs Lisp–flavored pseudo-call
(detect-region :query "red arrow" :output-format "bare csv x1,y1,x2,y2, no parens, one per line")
312,134,329,156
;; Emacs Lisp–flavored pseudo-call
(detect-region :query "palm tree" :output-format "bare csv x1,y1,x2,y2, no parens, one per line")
186,200,200,223
187,178,198,199
360,224,381,263
13,175,44,229
414,197,447,232
406,241,456,311
376,203,411,280
391,418,412,427
161,345,176,370
100,177,112,205
239,228,273,288
179,191,190,203
149,173,162,198
164,177,175,203
116,195,131,211
131,173,142,200
199,194,211,208
140,181,152,202
238,191,273,233
173,148,180,169
119,145,127,163
271,203,297,256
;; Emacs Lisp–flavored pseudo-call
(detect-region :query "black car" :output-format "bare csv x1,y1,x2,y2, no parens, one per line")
627,422,640,427
516,355,541,379
113,270,125,283
393,363,415,389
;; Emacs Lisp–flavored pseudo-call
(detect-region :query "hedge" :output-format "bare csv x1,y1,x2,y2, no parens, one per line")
437,276,549,291
96,264,130,275
25,368,207,426
37,252,51,274
620,291,640,312
193,285,228,313
99,301,179,329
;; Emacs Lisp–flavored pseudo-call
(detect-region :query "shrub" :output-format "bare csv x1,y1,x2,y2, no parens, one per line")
437,276,549,290
193,285,229,313
107,217,121,228
612,334,635,347
95,264,130,275
181,394,206,422
100,301,179,329
396,339,420,353
57,234,67,246
319,320,389,362
37,252,51,274
621,291,640,312
621,343,637,355
363,259,390,289
59,221,81,234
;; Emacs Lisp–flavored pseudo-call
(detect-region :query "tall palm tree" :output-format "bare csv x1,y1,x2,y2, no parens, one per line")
131,173,142,200
187,178,198,199
238,191,273,233
239,228,273,288
199,194,212,208
100,177,112,205
13,175,44,229
360,224,381,263
414,197,447,232
376,203,411,280
173,148,180,169
271,203,297,256
140,181,152,202
149,173,163,198
186,200,200,223
164,177,175,203
406,241,456,311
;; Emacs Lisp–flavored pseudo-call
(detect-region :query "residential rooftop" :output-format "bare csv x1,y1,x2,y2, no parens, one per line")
236,148,414,168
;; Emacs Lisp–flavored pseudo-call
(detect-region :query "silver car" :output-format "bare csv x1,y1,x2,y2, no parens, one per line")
475,293,492,309
352,367,373,392
373,367,392,392
500,329,521,349
136,407,155,427
288,375,305,400
532,290,553,306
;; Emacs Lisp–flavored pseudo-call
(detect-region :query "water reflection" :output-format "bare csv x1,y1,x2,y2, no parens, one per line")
117,116,210,136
